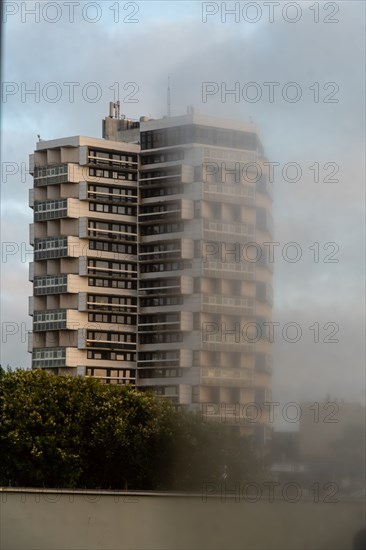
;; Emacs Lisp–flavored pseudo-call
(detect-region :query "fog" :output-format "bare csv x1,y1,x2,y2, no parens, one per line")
0,3,365,546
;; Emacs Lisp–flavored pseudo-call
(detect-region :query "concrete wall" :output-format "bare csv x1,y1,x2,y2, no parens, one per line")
0,489,364,550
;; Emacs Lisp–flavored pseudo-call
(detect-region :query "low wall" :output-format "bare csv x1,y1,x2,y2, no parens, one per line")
0,488,365,550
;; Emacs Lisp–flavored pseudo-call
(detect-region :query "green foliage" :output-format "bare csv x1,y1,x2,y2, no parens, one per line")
0,369,261,490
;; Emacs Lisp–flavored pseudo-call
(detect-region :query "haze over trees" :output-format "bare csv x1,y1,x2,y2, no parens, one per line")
0,368,261,490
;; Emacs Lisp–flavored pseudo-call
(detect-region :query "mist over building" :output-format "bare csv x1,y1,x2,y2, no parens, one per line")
28,104,273,444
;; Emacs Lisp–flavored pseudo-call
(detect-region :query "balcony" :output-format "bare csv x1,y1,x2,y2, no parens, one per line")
33,164,68,187
201,367,253,387
138,349,192,369
203,220,255,241
139,165,194,187
34,275,67,295
33,274,88,295
139,311,193,333
202,295,255,315
78,329,136,351
79,218,137,241
31,346,86,368
33,310,67,331
138,275,193,296
202,335,254,353
33,199,68,221
32,347,66,368
139,200,194,222
139,172,181,187
202,260,255,280
137,383,192,405
34,235,134,262
34,237,68,260
139,239,194,264
203,182,255,206
32,309,88,332
78,293,138,313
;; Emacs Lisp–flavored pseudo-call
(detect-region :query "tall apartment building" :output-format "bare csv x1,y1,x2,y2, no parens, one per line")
29,135,139,385
29,107,273,444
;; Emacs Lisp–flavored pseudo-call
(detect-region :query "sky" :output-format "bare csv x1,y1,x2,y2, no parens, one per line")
1,0,365,418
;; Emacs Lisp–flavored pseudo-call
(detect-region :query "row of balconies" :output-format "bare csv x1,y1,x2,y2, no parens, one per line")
32,233,196,257
32,274,68,296
202,260,255,280
139,164,194,185
202,295,255,316
30,331,137,353
78,180,137,201
31,277,136,307
78,218,137,240
202,182,255,206
31,341,270,377
32,160,139,189
78,292,137,312
31,344,84,367
30,256,138,282
32,274,88,298
29,221,137,245
30,178,137,208
138,383,193,405
32,163,69,187
138,311,193,333
30,193,138,226
138,276,194,297
139,199,194,222
31,213,264,248
202,337,254,353
201,367,253,387
32,235,137,261
137,348,192,368
78,329,136,351
32,309,87,332
139,239,194,263
203,220,255,242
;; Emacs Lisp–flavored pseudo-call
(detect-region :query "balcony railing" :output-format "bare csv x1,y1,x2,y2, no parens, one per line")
203,220,255,239
33,310,67,332
34,275,67,295
201,367,253,386
32,347,66,368
34,237,68,260
202,336,254,353
203,183,255,205
203,260,255,279
34,199,67,221
33,164,68,187
203,295,254,313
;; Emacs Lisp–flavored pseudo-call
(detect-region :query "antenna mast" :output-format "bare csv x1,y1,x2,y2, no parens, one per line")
167,76,171,117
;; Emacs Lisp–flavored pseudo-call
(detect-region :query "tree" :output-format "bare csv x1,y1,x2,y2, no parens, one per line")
0,369,261,490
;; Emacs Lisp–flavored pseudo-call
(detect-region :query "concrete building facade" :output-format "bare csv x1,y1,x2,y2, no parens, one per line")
29,108,273,443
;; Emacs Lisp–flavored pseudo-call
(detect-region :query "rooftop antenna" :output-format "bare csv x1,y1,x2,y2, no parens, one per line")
167,76,171,117
109,101,121,119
